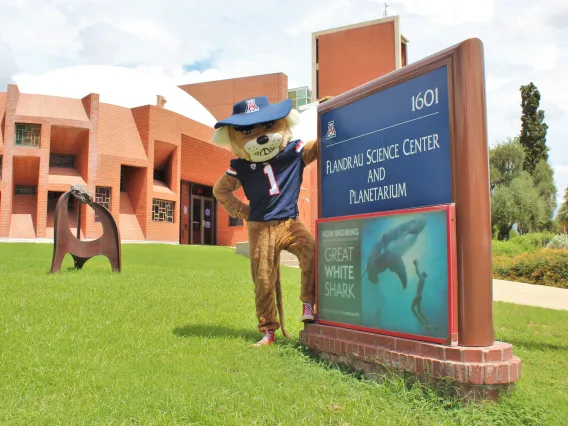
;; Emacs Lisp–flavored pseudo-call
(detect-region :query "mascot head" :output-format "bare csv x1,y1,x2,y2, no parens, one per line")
212,96,300,163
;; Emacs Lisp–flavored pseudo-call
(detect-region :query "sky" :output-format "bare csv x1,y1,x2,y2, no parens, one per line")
0,0,567,203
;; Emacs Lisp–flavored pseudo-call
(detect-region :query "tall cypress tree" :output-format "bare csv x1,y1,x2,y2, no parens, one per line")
519,82,549,174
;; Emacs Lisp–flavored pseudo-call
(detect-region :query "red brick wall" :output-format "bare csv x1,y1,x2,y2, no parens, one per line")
318,22,396,97
180,73,289,121
125,166,148,234
0,92,6,146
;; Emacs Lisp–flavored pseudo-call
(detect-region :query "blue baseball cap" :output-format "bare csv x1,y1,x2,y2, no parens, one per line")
214,96,292,129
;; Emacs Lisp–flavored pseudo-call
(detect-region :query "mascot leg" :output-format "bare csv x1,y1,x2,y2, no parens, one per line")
277,219,316,322
248,221,282,347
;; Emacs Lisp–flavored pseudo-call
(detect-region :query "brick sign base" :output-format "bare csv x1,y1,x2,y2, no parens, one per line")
300,324,521,402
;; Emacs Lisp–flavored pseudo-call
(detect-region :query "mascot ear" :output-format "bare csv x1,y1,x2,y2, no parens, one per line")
285,109,301,128
213,126,231,146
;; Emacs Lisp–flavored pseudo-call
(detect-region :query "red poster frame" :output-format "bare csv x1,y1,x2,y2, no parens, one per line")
315,204,458,345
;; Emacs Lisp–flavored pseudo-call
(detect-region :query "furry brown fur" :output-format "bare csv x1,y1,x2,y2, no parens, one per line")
213,96,332,339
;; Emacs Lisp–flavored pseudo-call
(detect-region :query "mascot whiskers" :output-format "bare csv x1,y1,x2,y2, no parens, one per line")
213,95,332,347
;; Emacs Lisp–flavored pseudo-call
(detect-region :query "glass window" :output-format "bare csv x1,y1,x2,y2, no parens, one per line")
15,123,41,147
15,185,37,195
49,154,75,168
95,187,111,222
152,199,174,223
229,216,243,227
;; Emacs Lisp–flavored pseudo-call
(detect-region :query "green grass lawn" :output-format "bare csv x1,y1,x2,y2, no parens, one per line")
0,244,566,425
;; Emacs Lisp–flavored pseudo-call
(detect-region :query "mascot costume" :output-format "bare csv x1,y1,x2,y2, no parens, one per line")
212,95,332,347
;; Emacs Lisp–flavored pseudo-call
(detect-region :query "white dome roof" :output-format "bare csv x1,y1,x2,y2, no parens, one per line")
13,65,217,128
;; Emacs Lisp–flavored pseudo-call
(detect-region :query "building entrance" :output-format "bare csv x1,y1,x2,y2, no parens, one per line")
180,182,216,245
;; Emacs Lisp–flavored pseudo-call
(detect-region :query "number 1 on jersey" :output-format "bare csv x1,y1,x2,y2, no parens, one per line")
263,164,280,196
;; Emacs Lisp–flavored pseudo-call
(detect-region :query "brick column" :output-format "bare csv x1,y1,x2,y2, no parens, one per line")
35,123,51,239
0,85,20,237
81,93,100,239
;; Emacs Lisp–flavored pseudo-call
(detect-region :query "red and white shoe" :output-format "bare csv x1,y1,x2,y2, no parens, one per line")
301,302,316,323
249,330,275,347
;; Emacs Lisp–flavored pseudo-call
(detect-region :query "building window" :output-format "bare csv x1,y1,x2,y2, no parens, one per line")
152,199,174,223
15,123,41,147
15,185,37,195
47,192,64,210
120,166,126,192
288,87,312,112
229,216,243,227
191,183,213,198
49,154,75,168
94,186,111,222
154,168,166,182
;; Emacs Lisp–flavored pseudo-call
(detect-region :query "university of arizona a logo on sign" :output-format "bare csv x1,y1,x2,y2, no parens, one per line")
326,121,336,139
245,99,260,113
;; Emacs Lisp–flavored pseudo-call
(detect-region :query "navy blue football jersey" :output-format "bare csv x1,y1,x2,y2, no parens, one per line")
226,139,307,221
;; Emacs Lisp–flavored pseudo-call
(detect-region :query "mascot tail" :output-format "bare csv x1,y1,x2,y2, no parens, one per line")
275,262,290,338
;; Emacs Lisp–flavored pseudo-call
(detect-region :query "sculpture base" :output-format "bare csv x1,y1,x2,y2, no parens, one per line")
300,324,521,402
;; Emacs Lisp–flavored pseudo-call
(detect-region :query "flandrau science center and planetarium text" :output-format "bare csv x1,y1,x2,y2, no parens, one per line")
316,65,456,344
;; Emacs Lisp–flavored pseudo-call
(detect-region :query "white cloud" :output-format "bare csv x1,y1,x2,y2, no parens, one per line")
402,0,495,25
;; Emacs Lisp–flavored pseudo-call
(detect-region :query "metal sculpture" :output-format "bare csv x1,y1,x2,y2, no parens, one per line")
50,185,121,273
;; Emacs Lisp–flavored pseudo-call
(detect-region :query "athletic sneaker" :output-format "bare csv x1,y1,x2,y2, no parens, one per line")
249,330,275,347
301,302,315,322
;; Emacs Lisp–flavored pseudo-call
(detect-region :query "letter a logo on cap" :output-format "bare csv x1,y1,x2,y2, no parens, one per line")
326,121,336,139
245,99,260,114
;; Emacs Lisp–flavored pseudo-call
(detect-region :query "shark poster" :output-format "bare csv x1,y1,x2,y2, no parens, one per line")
317,205,454,342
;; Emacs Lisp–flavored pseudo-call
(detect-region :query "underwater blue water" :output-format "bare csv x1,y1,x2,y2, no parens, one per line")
359,210,449,339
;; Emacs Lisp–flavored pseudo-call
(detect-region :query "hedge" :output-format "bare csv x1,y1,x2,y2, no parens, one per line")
493,249,568,289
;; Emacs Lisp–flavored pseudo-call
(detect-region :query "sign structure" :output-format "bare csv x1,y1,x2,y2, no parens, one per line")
320,66,452,218
316,205,455,344
316,38,493,347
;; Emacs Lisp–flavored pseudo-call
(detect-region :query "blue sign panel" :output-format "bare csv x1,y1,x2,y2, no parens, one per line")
320,65,452,218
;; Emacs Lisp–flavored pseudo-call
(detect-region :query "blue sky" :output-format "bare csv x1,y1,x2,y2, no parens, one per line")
1,0,566,203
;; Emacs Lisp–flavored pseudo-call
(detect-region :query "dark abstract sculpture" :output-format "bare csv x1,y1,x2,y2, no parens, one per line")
50,185,122,273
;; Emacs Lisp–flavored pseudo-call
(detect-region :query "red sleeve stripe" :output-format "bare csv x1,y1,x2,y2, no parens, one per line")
296,140,306,152
227,168,237,176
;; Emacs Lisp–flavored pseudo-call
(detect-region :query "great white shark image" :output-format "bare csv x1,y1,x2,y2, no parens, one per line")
363,217,427,289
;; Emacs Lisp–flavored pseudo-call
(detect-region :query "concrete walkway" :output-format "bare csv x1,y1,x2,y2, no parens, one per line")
493,279,568,311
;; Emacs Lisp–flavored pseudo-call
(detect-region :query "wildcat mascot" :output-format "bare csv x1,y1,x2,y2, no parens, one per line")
212,95,332,347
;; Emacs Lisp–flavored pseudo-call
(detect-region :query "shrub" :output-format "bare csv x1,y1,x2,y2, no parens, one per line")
546,234,568,250
492,240,525,257
493,249,568,288
509,232,556,251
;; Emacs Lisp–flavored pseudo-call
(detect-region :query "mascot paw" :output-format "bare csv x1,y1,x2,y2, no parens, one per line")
318,96,334,104
249,330,275,348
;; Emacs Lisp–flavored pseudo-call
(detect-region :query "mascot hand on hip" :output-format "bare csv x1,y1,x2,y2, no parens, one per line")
212,95,332,347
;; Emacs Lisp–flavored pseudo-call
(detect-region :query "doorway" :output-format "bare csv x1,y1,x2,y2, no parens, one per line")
191,196,214,245
180,181,216,245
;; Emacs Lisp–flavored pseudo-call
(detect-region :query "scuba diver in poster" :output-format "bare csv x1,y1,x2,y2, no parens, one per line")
411,259,430,328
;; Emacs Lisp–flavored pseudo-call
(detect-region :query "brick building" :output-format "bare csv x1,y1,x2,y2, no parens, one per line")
0,15,407,245
0,79,256,246
0,69,316,245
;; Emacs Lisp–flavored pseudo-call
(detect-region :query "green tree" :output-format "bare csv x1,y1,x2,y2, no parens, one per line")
491,171,546,239
489,137,525,190
519,82,549,175
532,159,557,229
557,186,568,233
489,138,547,239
